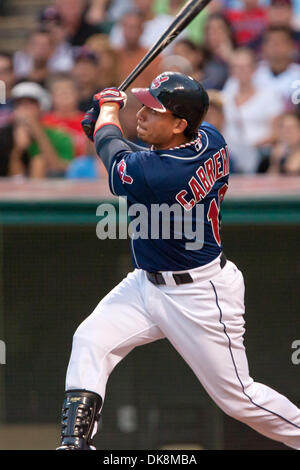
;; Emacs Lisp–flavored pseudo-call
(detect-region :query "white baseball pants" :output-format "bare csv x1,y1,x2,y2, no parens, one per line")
66,254,300,449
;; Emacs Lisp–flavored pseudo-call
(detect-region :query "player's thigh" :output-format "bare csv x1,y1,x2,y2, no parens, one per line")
74,269,164,352
151,261,251,396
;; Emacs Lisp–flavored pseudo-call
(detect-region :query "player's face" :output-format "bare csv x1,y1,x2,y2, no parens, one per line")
136,105,185,149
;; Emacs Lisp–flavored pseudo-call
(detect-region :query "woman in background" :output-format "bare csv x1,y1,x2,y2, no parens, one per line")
267,112,300,175
222,47,285,173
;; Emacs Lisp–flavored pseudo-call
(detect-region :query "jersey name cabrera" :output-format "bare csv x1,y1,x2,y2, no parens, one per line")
108,122,229,272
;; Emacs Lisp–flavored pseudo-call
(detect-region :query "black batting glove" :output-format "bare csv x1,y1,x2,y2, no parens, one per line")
81,106,99,142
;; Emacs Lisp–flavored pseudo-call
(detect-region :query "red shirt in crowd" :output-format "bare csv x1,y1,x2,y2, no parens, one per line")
42,112,86,157
226,7,268,46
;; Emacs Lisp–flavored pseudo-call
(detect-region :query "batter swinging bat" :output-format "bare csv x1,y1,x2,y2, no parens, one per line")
118,0,212,91
82,0,212,137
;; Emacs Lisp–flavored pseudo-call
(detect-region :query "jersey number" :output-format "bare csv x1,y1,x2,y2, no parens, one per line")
207,183,228,246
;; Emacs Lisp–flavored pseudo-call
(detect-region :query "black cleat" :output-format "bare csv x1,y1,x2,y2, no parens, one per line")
57,389,102,450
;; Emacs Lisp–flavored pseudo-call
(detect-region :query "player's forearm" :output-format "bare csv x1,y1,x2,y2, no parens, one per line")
94,123,133,174
93,103,127,171
94,103,122,134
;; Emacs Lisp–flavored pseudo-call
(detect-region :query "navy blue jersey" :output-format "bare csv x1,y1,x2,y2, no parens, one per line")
94,122,229,272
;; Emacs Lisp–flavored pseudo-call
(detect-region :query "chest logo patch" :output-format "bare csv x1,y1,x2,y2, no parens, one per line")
117,159,133,184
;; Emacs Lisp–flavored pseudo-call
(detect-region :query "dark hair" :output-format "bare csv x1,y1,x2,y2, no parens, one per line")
25,28,51,43
183,123,201,140
264,25,294,42
282,111,300,124
0,51,13,66
232,47,258,65
205,13,236,49
174,38,199,52
121,8,145,21
73,46,99,65
38,6,62,25
46,72,79,91
173,101,209,140
0,51,13,60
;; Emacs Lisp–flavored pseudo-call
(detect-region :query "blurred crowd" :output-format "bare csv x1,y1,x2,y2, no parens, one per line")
0,0,299,179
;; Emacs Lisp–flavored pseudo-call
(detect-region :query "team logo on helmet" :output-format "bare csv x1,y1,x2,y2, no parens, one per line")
151,75,170,90
117,159,133,184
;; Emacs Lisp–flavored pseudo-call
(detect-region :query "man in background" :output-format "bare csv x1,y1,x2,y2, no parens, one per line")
115,10,162,89
0,82,74,178
0,52,15,128
225,0,268,46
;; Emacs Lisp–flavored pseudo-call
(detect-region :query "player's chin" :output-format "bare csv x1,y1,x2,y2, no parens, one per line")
137,126,150,142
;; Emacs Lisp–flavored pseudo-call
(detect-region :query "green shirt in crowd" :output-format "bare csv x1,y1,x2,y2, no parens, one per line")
28,127,74,161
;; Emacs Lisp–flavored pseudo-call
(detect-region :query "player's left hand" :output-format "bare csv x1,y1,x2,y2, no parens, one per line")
94,88,127,110
81,107,99,142
81,89,127,141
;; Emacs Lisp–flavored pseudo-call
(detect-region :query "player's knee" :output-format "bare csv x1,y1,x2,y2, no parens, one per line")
72,314,109,355
218,397,253,421
72,319,100,354
71,323,109,377
73,309,104,340
73,318,90,342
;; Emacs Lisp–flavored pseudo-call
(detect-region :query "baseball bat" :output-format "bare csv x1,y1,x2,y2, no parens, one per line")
118,0,212,91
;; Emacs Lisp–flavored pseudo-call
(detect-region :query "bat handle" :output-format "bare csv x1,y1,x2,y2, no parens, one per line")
118,72,139,92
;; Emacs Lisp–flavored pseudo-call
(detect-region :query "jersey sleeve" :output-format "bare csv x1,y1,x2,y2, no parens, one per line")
94,123,156,204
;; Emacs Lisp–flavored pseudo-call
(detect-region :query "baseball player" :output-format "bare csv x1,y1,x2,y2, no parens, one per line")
57,72,300,450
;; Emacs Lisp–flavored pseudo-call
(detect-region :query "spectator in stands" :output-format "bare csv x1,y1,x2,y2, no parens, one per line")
114,10,162,89
206,0,227,13
205,88,238,173
86,0,134,26
171,39,206,81
222,48,285,173
267,111,300,174
84,0,110,27
66,139,105,179
202,13,236,89
253,26,300,104
249,0,300,61
224,26,300,104
13,29,53,86
53,0,103,46
72,46,101,112
0,51,15,128
85,34,119,89
109,0,183,52
5,82,74,178
38,6,75,73
43,73,86,157
159,54,195,76
225,0,268,47
205,89,225,133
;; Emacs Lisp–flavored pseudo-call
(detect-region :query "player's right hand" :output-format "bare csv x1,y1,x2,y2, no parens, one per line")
94,88,127,110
